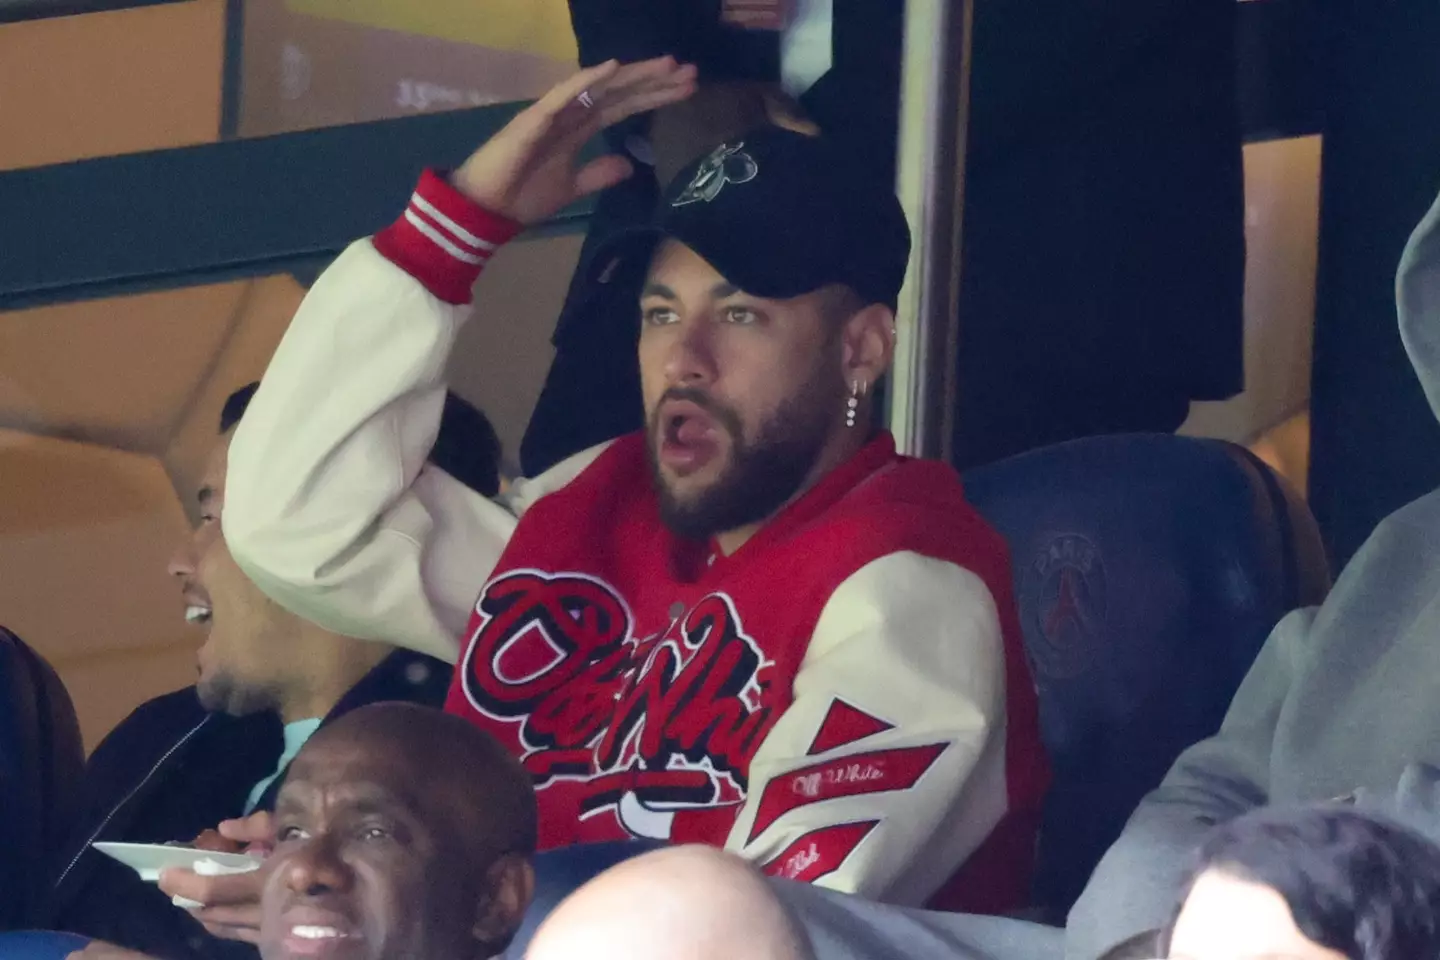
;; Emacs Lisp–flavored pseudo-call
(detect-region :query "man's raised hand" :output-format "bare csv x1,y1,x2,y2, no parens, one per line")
452,57,697,225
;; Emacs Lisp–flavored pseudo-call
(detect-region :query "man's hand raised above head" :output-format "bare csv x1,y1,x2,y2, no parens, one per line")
452,57,697,224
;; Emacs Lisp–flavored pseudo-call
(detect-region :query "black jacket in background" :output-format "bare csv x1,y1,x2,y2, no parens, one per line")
521,0,1243,474
44,650,452,960
952,0,1244,466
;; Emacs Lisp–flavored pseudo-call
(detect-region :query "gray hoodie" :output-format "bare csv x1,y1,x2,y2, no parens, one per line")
1067,185,1440,957
762,188,1440,960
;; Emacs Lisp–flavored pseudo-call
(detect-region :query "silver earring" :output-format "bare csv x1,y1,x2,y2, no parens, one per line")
846,381,863,428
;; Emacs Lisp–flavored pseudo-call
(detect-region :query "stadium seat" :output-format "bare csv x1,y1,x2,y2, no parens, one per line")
963,434,1331,919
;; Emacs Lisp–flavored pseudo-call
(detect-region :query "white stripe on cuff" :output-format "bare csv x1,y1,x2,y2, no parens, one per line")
404,210,487,264
411,192,499,253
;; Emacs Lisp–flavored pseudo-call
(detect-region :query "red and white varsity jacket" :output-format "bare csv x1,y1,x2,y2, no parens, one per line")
225,171,1049,908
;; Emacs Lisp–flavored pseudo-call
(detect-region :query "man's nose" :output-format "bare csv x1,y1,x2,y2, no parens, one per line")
283,837,353,896
662,320,718,387
167,534,198,581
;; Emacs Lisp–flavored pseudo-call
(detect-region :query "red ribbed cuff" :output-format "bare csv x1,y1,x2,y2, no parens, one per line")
372,169,522,305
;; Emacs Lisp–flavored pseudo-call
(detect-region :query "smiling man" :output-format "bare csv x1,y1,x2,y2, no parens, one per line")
59,705,534,960
259,703,536,960
45,383,497,960
220,58,1047,910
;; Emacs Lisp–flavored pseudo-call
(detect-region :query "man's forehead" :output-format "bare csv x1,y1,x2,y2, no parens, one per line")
291,735,401,775
278,758,418,814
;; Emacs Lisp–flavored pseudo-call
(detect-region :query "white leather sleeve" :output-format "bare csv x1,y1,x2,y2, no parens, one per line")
727,552,1009,906
224,239,605,662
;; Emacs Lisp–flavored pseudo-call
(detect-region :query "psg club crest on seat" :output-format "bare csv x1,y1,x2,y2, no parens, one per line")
672,142,759,206
1023,534,1108,681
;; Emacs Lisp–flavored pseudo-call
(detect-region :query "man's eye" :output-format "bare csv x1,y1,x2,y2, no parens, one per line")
277,825,309,842
643,307,678,326
724,307,758,325
359,826,391,842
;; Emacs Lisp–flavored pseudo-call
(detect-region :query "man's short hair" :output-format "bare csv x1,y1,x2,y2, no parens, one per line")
220,382,502,497
1162,807,1440,960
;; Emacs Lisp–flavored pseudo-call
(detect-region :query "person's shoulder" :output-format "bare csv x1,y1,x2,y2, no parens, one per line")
90,687,279,768
824,456,1003,557
78,689,204,804
1335,488,1440,589
505,435,642,515
782,459,1017,623
334,649,455,715
1314,487,1440,634
1372,486,1440,538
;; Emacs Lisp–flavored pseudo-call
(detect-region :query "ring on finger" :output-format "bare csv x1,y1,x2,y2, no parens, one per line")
576,89,595,110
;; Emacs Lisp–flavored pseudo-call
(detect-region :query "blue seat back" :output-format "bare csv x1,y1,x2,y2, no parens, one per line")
0,628,84,930
963,434,1330,917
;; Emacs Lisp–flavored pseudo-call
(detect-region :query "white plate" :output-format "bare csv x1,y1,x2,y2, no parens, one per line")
92,842,262,883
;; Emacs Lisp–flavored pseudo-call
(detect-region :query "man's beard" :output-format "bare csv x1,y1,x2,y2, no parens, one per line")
648,368,844,542
197,669,283,718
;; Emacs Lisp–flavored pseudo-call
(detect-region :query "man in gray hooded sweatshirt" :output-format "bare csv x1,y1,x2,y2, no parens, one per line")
519,185,1440,960
1064,178,1440,957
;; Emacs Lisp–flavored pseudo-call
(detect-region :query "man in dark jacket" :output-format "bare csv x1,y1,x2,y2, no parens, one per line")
521,0,1243,474
43,383,501,960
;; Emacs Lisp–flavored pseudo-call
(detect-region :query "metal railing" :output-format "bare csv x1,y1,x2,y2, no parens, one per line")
887,0,972,462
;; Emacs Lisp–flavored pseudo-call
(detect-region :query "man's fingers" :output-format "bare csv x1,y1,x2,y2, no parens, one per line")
589,62,698,123
534,58,623,114
573,155,638,198
192,829,241,853
590,57,695,103
198,921,262,945
590,56,691,100
158,866,262,905
540,58,696,150
218,811,273,844
194,903,264,929
549,68,698,161
157,867,204,901
68,944,159,960
594,81,700,131
451,57,695,222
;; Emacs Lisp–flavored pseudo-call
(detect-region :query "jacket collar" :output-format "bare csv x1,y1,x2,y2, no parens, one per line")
252,649,452,812
323,648,453,725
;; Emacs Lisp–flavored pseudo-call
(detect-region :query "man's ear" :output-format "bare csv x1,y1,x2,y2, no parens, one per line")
471,854,535,952
840,303,896,391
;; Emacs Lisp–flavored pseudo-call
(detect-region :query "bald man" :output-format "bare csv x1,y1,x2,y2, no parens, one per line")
70,703,537,960
527,845,1063,960
259,703,536,960
527,846,815,960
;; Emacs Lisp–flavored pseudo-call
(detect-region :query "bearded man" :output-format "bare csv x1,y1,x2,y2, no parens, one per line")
216,58,1047,911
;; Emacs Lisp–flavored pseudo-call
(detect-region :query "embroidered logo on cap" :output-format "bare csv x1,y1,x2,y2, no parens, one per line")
672,142,758,207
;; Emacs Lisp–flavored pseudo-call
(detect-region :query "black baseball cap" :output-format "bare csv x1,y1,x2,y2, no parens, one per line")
592,125,912,309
